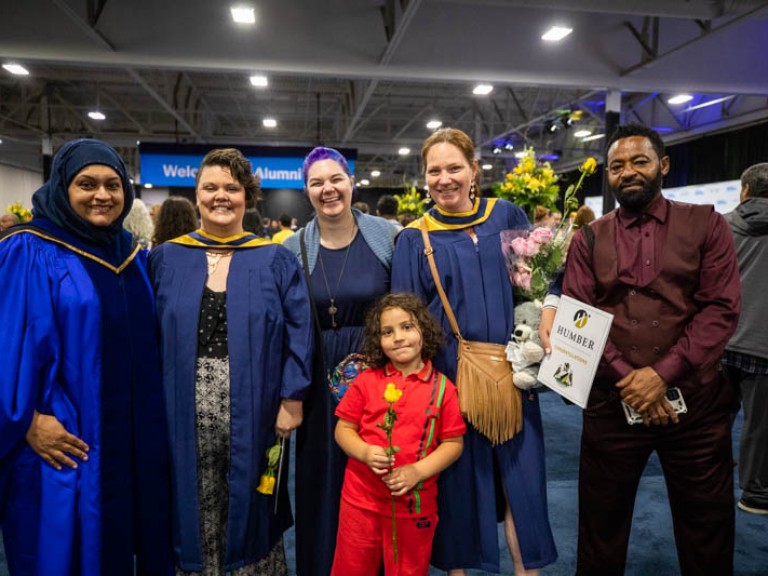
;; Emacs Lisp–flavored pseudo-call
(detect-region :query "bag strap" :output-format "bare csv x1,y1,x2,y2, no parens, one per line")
419,219,462,340
300,229,328,373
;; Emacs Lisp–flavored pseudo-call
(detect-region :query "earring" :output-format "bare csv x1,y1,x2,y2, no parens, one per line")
469,182,476,203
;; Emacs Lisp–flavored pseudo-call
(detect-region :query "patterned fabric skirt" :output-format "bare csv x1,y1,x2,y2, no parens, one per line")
175,356,288,576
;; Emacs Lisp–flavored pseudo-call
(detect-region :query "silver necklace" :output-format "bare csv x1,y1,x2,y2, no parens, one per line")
206,250,233,275
317,226,356,329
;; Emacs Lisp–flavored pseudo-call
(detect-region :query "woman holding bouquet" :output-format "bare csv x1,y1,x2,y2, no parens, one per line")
391,128,556,575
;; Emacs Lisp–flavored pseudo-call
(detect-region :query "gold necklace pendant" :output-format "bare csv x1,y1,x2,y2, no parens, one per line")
206,250,233,275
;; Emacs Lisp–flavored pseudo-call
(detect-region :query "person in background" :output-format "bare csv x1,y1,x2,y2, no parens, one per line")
376,194,404,232
123,198,154,248
150,148,313,575
271,213,296,244
242,206,267,237
723,162,768,516
152,195,198,246
551,123,740,575
0,213,20,231
353,201,370,214
391,128,556,575
571,205,596,229
283,146,397,576
532,205,554,228
0,138,171,576
398,213,417,228
149,203,162,226
332,292,465,576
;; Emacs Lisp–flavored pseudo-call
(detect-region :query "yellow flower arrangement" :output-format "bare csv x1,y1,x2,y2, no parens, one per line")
377,382,403,564
6,202,33,223
493,148,560,221
394,186,430,217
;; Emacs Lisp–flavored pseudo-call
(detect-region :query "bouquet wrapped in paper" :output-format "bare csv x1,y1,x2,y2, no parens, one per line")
500,156,597,302
501,223,573,302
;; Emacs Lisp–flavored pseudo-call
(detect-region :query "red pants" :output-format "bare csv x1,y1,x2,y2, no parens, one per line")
331,499,437,576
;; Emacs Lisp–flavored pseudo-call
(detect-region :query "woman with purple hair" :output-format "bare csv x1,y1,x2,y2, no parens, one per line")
283,146,398,576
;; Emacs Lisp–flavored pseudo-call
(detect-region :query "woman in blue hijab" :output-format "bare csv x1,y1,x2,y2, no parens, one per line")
0,139,172,576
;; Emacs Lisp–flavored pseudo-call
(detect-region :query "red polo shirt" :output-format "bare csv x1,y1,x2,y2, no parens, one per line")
335,360,465,517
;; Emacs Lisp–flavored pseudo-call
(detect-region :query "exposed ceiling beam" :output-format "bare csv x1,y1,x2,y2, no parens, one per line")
125,69,201,141
342,0,424,144
51,0,116,50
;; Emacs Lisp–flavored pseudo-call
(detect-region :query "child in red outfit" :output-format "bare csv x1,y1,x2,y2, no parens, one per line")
332,293,466,576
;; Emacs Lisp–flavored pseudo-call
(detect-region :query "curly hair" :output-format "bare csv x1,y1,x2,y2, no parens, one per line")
123,198,154,247
196,148,261,205
361,292,444,368
152,196,198,245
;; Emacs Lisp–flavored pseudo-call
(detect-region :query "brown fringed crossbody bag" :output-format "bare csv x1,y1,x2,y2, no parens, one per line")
419,220,522,445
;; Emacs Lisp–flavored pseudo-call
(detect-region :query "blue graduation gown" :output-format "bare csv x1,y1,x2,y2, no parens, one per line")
149,241,313,570
0,223,172,576
391,199,557,571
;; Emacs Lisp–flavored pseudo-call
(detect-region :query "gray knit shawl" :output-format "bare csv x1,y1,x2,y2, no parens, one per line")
283,208,397,273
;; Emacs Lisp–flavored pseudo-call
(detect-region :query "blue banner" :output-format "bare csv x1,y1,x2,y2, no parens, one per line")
140,148,355,189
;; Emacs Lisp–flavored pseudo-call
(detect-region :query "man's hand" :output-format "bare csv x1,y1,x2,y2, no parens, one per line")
25,411,89,470
616,367,667,413
640,398,680,427
539,306,557,355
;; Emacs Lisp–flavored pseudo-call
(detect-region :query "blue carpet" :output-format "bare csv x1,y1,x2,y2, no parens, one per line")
2,391,766,575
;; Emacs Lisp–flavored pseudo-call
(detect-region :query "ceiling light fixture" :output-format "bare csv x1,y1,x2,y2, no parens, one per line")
262,118,277,128
250,75,268,87
574,129,592,138
88,111,106,121
542,26,573,42
581,133,605,142
683,95,735,112
359,179,370,186
398,147,410,156
492,147,502,155
504,142,514,151
231,6,255,24
371,170,381,178
144,183,153,189
668,93,693,105
482,164,493,171
472,84,493,96
426,119,443,130
2,63,29,76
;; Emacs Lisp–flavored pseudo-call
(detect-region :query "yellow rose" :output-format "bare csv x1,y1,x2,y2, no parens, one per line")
383,383,403,404
581,157,597,175
256,473,276,495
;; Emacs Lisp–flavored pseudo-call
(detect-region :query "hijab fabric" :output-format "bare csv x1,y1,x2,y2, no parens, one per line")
32,138,134,246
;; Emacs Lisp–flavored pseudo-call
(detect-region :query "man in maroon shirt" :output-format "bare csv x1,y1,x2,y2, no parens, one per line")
558,124,741,575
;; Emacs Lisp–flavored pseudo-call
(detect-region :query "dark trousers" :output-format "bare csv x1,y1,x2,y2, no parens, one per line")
576,384,735,576
724,364,768,506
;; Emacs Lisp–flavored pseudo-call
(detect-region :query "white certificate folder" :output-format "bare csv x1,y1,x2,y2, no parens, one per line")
537,295,614,408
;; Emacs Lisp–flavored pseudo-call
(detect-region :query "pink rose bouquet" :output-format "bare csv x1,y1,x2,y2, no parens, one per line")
501,157,597,301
